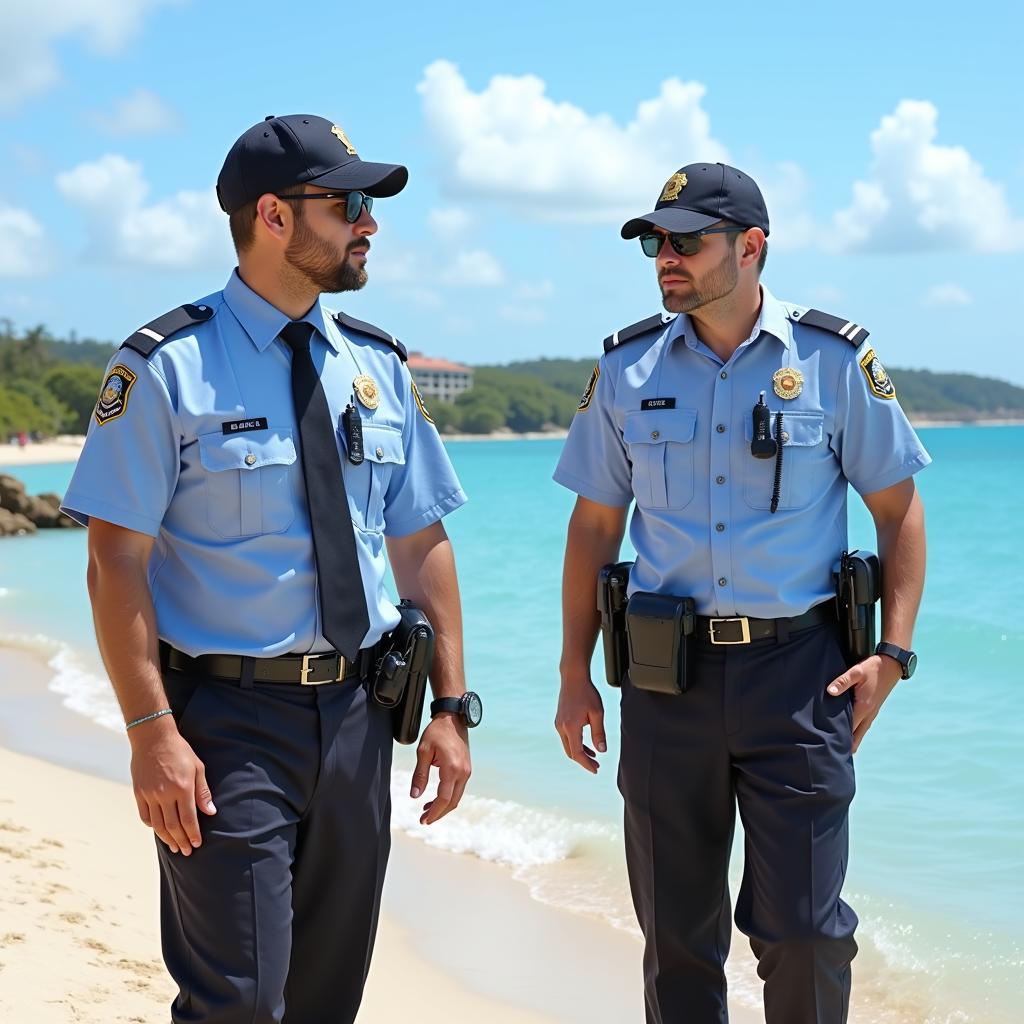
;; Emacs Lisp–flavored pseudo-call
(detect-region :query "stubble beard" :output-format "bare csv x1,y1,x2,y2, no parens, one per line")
660,247,739,314
285,216,368,294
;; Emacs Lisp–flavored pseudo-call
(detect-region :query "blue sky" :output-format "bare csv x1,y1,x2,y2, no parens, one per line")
2,0,1023,382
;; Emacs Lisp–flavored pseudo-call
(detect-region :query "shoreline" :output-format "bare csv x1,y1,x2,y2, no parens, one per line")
3,417,1022,468
0,643,764,1024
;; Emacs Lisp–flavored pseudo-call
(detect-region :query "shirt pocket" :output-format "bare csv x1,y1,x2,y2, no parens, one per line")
742,410,825,511
623,409,698,510
198,429,298,538
338,422,406,532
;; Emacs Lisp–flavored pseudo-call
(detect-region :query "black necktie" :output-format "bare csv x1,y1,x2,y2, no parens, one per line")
281,321,369,660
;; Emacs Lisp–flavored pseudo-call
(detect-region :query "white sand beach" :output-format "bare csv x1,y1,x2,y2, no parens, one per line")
0,645,763,1024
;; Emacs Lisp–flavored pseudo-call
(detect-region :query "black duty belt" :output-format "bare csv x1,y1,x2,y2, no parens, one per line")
160,641,369,686
695,601,836,646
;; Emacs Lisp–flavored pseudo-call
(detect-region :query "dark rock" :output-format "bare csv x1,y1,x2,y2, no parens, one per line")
0,474,33,516
0,507,37,536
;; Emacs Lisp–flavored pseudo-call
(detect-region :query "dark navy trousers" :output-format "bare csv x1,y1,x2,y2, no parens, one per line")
618,620,858,1024
158,668,393,1024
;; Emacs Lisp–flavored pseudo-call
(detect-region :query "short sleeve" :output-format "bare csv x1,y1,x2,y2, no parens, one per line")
831,343,932,496
552,360,633,506
61,350,180,536
382,370,467,537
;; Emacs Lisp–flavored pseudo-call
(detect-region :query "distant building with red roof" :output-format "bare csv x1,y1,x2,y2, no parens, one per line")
407,352,474,403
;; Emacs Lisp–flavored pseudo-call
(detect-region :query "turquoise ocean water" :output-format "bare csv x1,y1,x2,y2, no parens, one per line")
1,427,1022,1022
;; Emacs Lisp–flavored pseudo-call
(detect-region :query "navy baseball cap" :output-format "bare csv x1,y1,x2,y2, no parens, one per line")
216,114,409,214
620,162,769,239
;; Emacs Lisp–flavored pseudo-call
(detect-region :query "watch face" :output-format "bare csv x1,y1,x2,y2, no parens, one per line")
904,652,918,680
463,692,483,727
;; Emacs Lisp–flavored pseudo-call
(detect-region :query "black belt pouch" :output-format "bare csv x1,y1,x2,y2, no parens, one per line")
625,591,695,695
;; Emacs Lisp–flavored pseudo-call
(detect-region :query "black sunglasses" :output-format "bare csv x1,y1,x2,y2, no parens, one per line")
274,190,373,224
639,226,741,258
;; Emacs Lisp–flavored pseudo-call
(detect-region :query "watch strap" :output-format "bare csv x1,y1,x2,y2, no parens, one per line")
876,641,913,678
430,697,464,718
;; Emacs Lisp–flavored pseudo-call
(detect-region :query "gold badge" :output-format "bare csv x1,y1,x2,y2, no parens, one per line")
772,367,804,400
411,380,434,424
94,364,137,425
577,365,600,412
331,124,357,155
659,172,688,203
353,374,380,409
859,349,896,400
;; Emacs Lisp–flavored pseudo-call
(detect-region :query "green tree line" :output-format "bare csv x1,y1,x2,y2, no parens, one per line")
3,324,1024,439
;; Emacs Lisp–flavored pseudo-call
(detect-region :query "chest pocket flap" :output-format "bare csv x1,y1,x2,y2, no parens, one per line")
743,410,824,447
622,408,697,510
360,423,406,466
198,429,297,538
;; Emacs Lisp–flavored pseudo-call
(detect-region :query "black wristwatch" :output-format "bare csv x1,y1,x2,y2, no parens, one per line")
430,692,483,728
875,642,918,680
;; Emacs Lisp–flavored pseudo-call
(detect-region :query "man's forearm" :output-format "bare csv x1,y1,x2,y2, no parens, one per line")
88,553,168,724
387,524,465,699
560,507,625,681
876,490,926,650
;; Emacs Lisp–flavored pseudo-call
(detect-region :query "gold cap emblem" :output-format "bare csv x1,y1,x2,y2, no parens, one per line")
353,374,380,410
331,125,357,155
659,172,688,203
772,367,804,400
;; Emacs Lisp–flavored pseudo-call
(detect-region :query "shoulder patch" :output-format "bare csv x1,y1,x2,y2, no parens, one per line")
94,364,137,425
788,307,870,347
411,380,434,423
577,365,599,411
603,313,675,354
333,312,408,361
120,303,216,358
859,348,896,400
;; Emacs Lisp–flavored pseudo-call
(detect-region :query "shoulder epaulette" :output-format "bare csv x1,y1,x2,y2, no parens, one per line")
120,303,216,358
333,312,408,362
603,313,675,354
788,307,869,347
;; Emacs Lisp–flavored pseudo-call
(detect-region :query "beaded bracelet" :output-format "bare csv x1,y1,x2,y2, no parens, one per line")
125,707,173,731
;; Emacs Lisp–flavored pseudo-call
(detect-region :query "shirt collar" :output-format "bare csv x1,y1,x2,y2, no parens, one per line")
222,269,338,353
668,284,791,355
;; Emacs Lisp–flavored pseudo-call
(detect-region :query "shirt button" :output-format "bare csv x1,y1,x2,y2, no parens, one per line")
718,577,728,587
720,371,728,380
715,522,726,532
375,446,384,459
716,424,726,433
716,475,726,485
244,453,256,466
651,430,660,440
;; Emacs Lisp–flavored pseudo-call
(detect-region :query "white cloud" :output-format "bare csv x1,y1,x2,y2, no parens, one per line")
922,283,972,307
807,285,845,307
0,204,50,276
417,60,728,222
440,249,504,287
89,88,182,136
0,1,180,111
56,154,231,271
832,100,1024,253
427,206,473,239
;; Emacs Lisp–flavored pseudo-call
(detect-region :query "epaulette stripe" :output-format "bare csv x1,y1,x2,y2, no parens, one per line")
333,312,408,362
790,307,870,346
120,303,215,358
603,313,671,353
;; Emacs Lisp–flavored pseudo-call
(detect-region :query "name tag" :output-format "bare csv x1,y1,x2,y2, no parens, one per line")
222,417,268,434
641,398,676,410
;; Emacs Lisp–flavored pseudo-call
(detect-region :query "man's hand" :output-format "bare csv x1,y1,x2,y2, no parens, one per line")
410,713,471,826
826,654,903,753
129,717,216,854
554,677,606,774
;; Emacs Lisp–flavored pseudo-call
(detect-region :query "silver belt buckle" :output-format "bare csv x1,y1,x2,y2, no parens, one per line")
708,616,751,645
299,654,345,685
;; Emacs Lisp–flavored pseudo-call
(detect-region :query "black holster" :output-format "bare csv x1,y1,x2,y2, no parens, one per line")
832,549,880,666
626,591,696,695
597,561,633,687
371,600,435,745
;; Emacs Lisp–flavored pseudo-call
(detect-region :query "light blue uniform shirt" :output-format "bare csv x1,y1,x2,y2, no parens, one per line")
553,287,931,619
63,271,467,657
